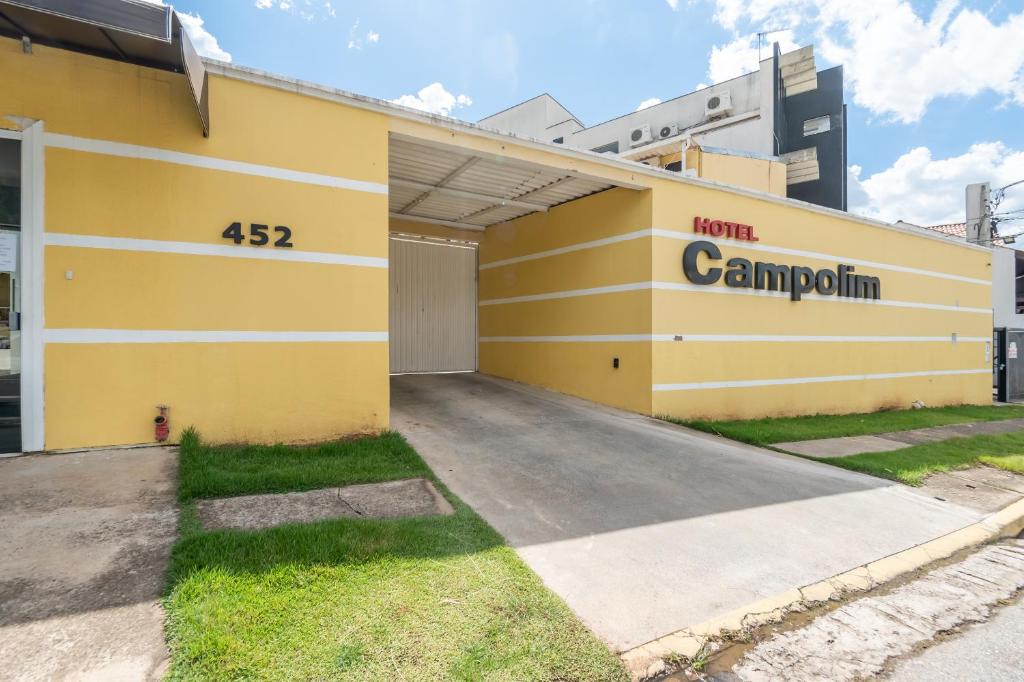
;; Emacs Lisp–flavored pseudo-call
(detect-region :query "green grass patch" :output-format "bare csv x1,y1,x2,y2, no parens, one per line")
669,404,1024,446
165,429,627,681
820,431,1024,486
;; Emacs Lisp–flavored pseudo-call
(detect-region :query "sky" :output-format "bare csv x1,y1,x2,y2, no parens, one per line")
158,0,1024,232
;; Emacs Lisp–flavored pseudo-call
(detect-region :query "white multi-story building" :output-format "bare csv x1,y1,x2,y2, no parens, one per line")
480,44,848,211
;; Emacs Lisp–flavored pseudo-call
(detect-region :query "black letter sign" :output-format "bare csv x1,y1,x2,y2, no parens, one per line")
682,240,723,285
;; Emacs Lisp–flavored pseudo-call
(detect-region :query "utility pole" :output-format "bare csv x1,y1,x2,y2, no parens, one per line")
965,182,990,244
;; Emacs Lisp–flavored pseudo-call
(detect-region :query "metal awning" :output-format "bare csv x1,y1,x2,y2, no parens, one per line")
0,0,209,136
389,134,626,231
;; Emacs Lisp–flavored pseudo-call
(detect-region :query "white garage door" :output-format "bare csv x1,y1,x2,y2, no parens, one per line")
389,237,478,373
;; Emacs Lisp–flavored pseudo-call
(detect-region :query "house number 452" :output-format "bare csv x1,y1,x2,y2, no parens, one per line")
222,222,294,248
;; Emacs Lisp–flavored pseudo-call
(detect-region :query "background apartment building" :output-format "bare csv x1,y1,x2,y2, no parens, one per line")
480,44,847,212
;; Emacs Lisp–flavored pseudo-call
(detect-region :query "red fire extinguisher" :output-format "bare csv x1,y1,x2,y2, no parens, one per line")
155,405,170,442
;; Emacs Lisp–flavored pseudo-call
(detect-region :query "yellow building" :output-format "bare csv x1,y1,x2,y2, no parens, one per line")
0,6,992,452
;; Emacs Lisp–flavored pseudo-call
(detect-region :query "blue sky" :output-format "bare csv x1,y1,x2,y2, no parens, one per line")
165,0,1024,229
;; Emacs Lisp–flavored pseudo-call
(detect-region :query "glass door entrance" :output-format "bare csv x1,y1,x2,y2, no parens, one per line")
0,137,21,453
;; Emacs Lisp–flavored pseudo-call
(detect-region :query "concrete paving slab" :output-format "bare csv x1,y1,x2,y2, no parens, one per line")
916,470,1023,513
391,373,983,652
883,418,1024,445
196,478,453,531
950,466,1024,495
0,447,178,681
774,435,912,458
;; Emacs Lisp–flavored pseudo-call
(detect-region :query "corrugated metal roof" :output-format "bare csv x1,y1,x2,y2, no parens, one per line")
389,136,621,231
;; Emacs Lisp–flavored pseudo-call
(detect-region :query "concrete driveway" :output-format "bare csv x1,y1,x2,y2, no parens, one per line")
0,447,178,681
392,373,983,653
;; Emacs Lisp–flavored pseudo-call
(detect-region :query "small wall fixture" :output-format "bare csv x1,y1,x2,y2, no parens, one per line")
612,357,620,369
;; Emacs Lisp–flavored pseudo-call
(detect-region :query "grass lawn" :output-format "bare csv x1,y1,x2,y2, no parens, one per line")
819,431,1024,486
164,429,627,681
670,404,1024,446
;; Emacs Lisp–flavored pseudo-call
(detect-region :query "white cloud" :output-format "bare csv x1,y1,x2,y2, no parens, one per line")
848,142,1024,227
140,0,231,62
347,19,381,49
710,0,1024,123
636,97,662,111
665,0,680,9
391,83,473,117
256,0,335,21
706,30,798,84
255,0,273,8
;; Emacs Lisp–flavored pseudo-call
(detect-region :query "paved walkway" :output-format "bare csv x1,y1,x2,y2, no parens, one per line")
775,418,1024,458
392,373,983,653
0,447,178,681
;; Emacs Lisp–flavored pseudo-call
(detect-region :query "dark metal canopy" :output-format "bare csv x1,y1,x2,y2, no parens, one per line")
0,0,209,136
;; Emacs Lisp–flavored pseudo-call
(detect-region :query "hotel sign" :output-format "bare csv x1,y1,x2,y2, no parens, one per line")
683,216,881,302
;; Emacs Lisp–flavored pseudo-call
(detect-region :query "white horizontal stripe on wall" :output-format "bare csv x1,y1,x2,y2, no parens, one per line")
649,281,991,314
481,334,651,343
479,229,651,270
44,133,389,195
476,226,989,287
44,329,388,344
653,368,990,392
481,334,989,343
653,334,990,342
479,282,651,306
45,233,388,268
478,280,991,315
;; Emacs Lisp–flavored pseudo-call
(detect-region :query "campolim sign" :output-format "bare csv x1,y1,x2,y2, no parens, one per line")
684,216,882,302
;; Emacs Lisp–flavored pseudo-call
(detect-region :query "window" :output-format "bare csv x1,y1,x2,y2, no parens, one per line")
802,116,831,136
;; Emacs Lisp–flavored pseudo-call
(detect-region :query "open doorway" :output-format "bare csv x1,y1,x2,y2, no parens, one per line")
0,137,20,453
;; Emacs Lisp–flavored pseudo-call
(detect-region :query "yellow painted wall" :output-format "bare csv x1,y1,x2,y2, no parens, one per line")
0,37,391,448
478,188,654,413
685,148,787,197
649,176,992,419
1,34,997,448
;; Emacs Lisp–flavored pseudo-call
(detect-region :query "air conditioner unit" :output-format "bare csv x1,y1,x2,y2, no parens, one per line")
704,91,732,118
658,123,680,139
629,124,653,148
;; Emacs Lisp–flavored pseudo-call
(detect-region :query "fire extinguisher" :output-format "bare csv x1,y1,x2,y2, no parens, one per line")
154,405,170,442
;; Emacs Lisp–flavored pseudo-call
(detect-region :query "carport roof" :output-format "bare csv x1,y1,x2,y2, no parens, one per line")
388,135,623,231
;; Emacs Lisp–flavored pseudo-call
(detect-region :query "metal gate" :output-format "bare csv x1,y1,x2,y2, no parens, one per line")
388,236,477,374
994,328,1024,402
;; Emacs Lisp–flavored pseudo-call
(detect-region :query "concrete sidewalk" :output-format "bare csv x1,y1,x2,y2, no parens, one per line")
776,418,1024,458
392,373,985,654
0,447,178,681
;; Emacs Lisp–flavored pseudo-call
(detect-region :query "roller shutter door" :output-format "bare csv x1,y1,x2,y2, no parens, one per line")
389,237,477,373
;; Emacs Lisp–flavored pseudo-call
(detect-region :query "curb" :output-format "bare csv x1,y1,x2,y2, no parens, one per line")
620,497,1024,681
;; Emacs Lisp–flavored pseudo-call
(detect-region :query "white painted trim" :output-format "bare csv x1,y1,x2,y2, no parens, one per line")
45,233,388,268
0,128,22,141
44,329,388,344
479,282,650,306
478,280,991,315
653,368,991,392
479,229,651,270
652,334,990,343
481,334,650,343
20,122,45,452
44,132,389,195
650,229,991,286
480,227,990,287
650,281,991,314
481,334,989,343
